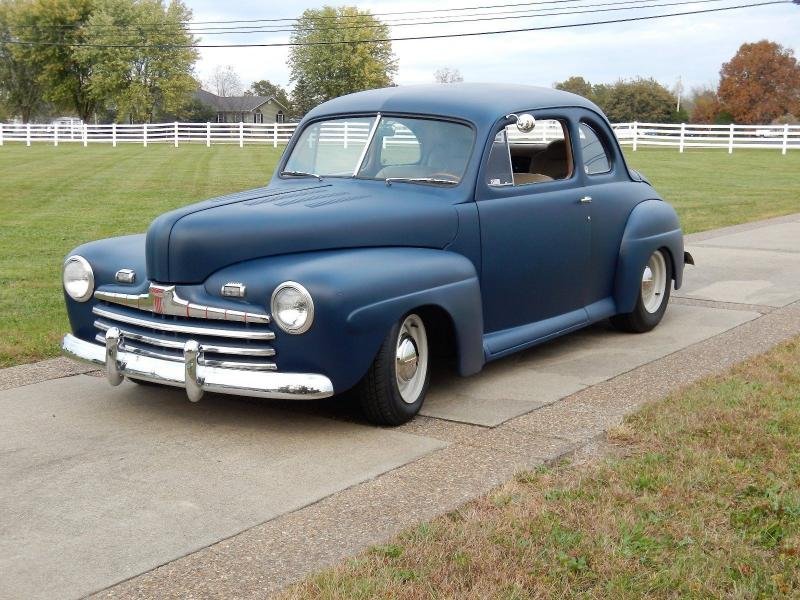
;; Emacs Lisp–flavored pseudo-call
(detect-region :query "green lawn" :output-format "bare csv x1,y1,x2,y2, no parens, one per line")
282,338,800,599
0,144,797,367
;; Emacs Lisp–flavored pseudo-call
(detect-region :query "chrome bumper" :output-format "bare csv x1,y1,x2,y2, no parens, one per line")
61,332,334,402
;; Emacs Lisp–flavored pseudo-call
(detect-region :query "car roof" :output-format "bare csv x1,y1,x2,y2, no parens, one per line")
305,83,603,126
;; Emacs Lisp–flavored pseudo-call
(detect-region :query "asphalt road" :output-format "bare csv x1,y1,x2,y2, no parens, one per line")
1,214,799,600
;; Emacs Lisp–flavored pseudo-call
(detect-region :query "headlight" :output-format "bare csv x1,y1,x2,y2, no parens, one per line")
63,255,95,302
270,282,314,334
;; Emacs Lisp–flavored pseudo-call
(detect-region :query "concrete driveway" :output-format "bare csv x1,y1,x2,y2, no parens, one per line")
1,214,799,600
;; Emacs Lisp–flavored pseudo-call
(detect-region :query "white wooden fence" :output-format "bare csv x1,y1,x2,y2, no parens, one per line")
612,122,799,155
0,120,798,154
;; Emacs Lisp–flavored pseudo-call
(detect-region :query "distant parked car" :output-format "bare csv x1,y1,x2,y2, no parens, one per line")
61,84,693,425
51,116,83,128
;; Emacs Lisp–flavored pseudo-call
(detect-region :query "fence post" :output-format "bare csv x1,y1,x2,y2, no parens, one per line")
26,122,31,146
54,123,59,147
343,121,348,149
0,122,3,146
143,123,148,147
782,123,789,156
273,123,278,148
679,123,685,153
112,122,117,147
728,123,734,154
174,121,179,148
632,121,638,151
82,124,88,147
205,122,210,147
239,121,244,148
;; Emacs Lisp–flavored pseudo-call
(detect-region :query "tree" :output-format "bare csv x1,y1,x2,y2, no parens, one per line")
207,64,243,97
434,67,463,84
555,76,677,122
554,76,593,99
0,1,45,122
601,78,678,123
688,86,722,124
288,6,397,116
248,79,293,113
79,0,198,123
718,40,800,123
14,0,98,121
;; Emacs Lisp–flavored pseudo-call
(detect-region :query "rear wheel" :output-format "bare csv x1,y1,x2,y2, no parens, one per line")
611,249,672,333
357,313,431,426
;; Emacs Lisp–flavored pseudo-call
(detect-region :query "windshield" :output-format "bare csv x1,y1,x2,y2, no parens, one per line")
282,115,474,185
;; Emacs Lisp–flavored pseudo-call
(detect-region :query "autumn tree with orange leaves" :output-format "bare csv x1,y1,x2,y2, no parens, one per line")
718,40,800,124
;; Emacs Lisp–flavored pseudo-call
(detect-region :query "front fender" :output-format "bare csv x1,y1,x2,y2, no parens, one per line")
614,199,685,314
207,247,484,393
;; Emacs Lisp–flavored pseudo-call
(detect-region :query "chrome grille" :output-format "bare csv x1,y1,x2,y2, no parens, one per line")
92,302,277,371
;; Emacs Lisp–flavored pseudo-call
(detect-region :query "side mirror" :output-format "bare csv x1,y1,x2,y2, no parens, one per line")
506,113,536,133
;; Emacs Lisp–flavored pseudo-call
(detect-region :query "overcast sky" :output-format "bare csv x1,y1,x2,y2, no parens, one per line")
184,0,799,96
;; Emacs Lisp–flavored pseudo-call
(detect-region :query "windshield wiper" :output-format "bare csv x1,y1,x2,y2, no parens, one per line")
384,177,458,187
281,170,323,181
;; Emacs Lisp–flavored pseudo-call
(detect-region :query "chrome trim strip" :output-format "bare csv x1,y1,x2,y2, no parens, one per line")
95,283,270,324
62,334,333,401
95,334,278,371
94,321,276,356
353,112,381,176
92,306,275,340
199,358,278,371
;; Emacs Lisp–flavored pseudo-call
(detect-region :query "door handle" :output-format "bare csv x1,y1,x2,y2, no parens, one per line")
579,196,592,204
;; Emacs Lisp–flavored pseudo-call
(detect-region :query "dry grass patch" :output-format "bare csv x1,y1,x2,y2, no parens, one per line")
282,338,800,599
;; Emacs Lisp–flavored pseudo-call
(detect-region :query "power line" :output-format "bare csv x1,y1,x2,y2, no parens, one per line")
3,0,620,29
5,0,682,32
181,0,740,35
0,1,790,48
19,0,737,37
188,0,627,24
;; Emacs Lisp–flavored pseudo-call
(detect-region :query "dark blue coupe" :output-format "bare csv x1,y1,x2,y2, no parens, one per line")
62,84,692,425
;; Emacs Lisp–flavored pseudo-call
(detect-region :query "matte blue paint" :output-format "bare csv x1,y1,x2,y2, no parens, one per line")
63,84,687,397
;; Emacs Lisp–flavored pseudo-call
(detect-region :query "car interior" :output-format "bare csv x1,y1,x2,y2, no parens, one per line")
508,121,574,185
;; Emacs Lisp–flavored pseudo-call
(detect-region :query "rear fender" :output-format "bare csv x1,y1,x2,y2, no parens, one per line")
614,199,685,314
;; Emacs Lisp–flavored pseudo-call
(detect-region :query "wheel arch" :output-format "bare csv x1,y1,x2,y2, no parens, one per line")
614,199,685,314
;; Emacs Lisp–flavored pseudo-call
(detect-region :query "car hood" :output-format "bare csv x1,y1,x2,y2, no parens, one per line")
146,180,460,283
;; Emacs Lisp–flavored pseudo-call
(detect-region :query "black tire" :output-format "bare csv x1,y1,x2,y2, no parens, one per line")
611,249,673,333
356,313,431,426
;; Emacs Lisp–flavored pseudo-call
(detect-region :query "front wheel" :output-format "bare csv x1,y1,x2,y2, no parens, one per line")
611,249,672,333
356,313,431,426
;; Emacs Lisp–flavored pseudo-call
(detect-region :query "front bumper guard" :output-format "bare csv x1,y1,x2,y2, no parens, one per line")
61,330,334,402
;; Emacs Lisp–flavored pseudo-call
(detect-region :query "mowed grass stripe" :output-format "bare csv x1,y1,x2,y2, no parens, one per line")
0,144,797,367
0,144,282,366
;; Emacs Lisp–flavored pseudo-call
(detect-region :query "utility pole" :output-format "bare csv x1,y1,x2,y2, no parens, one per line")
675,76,683,112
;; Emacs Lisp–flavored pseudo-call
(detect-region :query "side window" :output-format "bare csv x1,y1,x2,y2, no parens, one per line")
486,130,513,186
579,122,611,175
487,118,573,187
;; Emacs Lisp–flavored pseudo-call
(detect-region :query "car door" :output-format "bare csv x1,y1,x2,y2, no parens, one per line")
477,113,591,350
573,115,642,307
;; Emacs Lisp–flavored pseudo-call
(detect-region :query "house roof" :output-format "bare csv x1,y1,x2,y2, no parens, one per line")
305,83,602,127
195,89,287,113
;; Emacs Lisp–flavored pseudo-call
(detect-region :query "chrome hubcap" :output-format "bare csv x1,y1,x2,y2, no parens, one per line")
641,251,667,314
395,336,419,382
395,314,428,404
